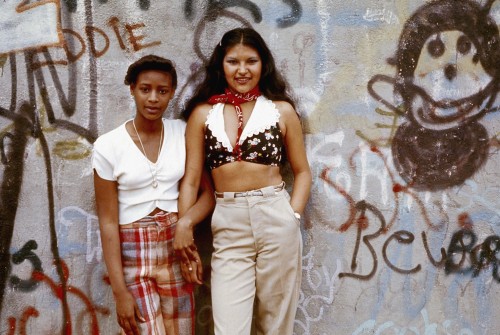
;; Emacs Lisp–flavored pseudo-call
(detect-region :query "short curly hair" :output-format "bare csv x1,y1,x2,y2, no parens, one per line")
124,54,177,88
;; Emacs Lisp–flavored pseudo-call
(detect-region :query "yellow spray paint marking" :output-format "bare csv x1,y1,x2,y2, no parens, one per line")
53,138,92,160
0,54,7,75
356,105,404,147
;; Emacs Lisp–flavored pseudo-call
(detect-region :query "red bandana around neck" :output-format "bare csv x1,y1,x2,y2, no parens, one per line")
208,87,261,157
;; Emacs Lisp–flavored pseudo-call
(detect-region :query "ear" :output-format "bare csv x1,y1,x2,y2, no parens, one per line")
130,84,135,95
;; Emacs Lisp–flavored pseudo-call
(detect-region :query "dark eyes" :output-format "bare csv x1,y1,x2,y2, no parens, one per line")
427,36,445,58
139,88,169,94
457,35,472,55
225,59,259,64
427,34,473,58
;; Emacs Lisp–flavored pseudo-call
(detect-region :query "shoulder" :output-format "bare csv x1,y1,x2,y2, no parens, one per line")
189,102,213,125
94,122,127,149
163,119,187,145
163,118,187,132
272,100,298,121
194,102,213,116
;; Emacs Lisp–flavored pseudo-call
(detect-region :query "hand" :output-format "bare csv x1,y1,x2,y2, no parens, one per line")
115,290,145,335
173,218,198,264
180,250,203,285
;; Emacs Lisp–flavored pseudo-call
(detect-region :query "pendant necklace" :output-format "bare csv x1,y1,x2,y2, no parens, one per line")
132,119,163,188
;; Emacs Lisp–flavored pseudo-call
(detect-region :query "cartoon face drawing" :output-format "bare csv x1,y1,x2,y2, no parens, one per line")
368,0,500,190
394,0,500,130
411,30,495,129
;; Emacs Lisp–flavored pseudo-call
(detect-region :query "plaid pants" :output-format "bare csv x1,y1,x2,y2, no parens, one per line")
119,211,194,335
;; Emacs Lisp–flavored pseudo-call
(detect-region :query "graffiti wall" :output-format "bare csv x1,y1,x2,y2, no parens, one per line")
1,0,499,334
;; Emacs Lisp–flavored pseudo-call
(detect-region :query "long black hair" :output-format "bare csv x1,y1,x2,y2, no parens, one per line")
182,27,295,120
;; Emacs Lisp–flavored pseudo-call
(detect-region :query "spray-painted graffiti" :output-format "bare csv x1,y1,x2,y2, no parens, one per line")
31,16,161,70
368,0,500,190
0,0,63,54
61,0,150,13
352,309,473,335
183,0,302,28
295,249,342,335
6,252,110,334
9,240,43,292
1,0,500,334
316,138,500,283
0,1,308,333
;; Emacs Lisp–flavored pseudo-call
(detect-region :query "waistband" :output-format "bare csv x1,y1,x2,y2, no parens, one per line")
120,211,178,229
215,181,285,199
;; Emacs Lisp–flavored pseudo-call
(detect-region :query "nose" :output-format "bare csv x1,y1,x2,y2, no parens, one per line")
237,63,248,74
148,90,159,102
444,64,457,81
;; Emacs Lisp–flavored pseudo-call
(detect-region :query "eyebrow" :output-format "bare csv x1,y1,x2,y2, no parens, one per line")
138,83,171,88
225,56,260,60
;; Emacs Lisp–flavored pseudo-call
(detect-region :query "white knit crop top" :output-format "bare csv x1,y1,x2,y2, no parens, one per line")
92,118,186,225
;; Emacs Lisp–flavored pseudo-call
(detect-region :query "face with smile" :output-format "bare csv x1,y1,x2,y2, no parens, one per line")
130,70,175,122
223,43,262,94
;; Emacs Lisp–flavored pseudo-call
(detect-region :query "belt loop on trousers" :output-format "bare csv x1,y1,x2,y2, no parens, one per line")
224,192,236,202
261,185,275,198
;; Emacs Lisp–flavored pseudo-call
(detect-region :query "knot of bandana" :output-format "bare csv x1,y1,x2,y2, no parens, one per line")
208,87,261,157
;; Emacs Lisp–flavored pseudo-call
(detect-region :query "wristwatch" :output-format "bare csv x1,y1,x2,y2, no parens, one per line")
294,212,301,220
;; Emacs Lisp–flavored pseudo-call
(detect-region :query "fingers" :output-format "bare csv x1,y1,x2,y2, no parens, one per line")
119,317,140,335
175,237,199,265
184,244,199,263
180,261,192,282
134,304,146,322
189,251,203,285
178,248,191,265
179,256,203,285
189,260,203,285
173,236,194,251
130,319,140,335
195,257,203,284
116,298,143,335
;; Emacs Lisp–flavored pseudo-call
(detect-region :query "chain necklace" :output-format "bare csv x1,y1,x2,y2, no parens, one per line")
132,119,164,188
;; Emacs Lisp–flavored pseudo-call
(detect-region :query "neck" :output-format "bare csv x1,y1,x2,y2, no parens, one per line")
133,116,163,134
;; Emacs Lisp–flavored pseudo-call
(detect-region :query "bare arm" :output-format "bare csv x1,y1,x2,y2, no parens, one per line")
94,172,144,334
175,105,214,283
178,105,210,216
178,168,214,229
175,169,214,284
279,102,312,215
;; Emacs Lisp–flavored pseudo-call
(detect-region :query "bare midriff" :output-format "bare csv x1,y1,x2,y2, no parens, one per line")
211,161,282,192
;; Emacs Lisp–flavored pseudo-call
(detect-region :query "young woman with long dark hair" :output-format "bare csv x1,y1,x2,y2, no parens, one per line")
179,28,311,335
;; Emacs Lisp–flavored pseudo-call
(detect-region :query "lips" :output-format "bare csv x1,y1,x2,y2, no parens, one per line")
235,77,251,84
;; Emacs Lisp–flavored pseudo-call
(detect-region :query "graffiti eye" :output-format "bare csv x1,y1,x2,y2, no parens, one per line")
427,37,445,58
457,35,472,55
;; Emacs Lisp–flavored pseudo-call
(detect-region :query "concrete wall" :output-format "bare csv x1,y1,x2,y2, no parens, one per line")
1,0,499,334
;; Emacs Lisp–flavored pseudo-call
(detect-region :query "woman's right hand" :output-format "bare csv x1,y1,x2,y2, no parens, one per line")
180,250,203,285
115,290,145,335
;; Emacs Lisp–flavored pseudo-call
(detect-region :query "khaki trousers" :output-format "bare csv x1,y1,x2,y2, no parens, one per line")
211,186,302,335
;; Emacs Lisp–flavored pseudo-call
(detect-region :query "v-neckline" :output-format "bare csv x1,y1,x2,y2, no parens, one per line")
222,98,259,150
125,119,165,165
